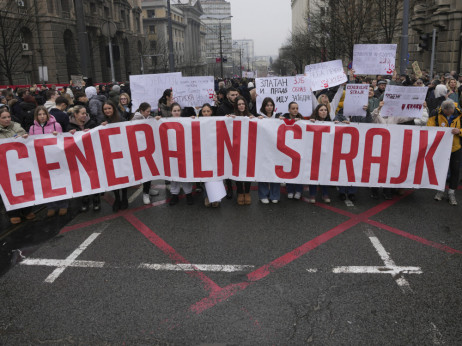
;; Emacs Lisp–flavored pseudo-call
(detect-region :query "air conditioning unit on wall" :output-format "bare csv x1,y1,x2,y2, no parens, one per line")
22,43,29,51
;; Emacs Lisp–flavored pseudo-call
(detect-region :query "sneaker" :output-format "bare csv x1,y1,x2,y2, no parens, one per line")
448,193,457,206
149,188,159,196
211,202,220,208
287,193,294,199
271,200,279,204
204,197,211,207
308,196,316,204
186,193,194,205
434,191,444,201
260,198,270,204
294,192,302,200
143,193,151,205
322,195,331,203
347,194,356,202
370,188,379,199
58,208,68,216
47,209,56,217
10,217,21,224
25,212,36,220
169,195,179,206
93,196,101,211
339,193,347,201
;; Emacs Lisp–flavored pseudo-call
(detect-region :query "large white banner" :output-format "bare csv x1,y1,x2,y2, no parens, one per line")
256,76,313,117
130,72,182,112
304,60,347,91
0,118,452,210
174,76,215,108
343,84,369,117
352,44,397,75
381,85,428,118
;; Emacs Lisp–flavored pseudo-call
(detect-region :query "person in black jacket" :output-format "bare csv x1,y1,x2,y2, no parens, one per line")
216,87,239,116
49,96,69,131
67,105,99,212
18,94,37,132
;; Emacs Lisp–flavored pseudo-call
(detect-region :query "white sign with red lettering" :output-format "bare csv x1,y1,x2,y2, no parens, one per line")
256,76,312,118
381,85,428,118
174,76,215,108
0,118,452,210
304,60,347,92
343,84,369,117
352,44,397,75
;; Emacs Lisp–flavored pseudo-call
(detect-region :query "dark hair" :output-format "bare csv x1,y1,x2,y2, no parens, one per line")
102,101,122,123
226,87,238,95
234,96,251,116
218,88,227,97
137,102,151,113
45,90,57,101
260,97,275,116
74,91,86,100
23,95,37,105
199,103,214,116
0,107,10,117
170,102,181,112
55,96,69,106
288,102,298,110
158,89,172,105
312,104,331,121
17,88,26,98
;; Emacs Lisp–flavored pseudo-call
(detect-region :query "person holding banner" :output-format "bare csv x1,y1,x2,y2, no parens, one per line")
427,99,462,206
307,104,332,203
281,102,304,200
0,107,36,224
230,96,253,205
168,103,194,206
258,97,278,119
118,93,132,121
101,101,130,212
132,102,161,205
157,89,174,118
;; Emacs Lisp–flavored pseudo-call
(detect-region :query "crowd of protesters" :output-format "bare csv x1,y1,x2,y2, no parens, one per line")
0,67,461,225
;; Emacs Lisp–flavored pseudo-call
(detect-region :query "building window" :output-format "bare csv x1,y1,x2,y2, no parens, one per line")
147,10,155,18
90,2,96,15
149,25,156,34
104,6,110,18
150,40,157,50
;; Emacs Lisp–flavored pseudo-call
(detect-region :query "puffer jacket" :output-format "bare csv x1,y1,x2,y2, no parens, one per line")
29,115,63,135
131,111,154,121
157,102,172,117
427,106,462,152
88,94,107,124
66,115,97,132
0,122,26,139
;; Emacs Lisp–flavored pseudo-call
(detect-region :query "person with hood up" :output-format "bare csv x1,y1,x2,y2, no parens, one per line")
85,86,107,124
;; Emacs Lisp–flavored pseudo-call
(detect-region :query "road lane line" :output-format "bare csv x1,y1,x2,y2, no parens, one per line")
138,263,254,272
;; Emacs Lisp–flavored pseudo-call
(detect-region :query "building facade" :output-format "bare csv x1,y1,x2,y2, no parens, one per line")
200,0,233,78
409,0,462,74
233,39,254,72
141,0,206,75
291,0,309,34
0,0,145,86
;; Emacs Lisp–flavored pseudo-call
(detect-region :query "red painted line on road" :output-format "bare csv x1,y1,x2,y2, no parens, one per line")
59,199,170,234
190,282,250,314
124,213,221,294
367,219,462,255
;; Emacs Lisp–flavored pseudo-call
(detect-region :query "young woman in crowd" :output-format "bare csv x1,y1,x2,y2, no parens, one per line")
317,94,332,115
257,97,281,204
118,93,132,120
29,106,68,216
131,102,161,205
334,104,372,202
196,103,222,208
158,89,174,117
67,105,99,212
101,101,129,212
280,102,304,200
307,104,331,203
0,107,36,224
169,103,194,206
427,99,461,206
231,96,252,205
446,78,459,103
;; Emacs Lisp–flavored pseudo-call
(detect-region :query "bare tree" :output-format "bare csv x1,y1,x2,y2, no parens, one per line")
0,1,35,84
373,0,403,43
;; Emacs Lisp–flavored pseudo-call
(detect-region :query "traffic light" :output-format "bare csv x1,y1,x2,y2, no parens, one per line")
419,34,430,50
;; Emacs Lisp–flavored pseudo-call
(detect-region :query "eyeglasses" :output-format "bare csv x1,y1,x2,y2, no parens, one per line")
120,97,127,100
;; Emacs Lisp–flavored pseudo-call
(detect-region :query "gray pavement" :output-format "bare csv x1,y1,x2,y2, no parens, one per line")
0,183,461,345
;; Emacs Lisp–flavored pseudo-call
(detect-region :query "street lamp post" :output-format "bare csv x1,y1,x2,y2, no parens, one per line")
167,0,175,72
202,15,232,79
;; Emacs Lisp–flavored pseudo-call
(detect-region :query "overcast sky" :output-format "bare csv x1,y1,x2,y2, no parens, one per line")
230,0,291,57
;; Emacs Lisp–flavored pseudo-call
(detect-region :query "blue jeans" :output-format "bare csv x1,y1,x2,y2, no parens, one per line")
286,184,303,194
309,185,329,197
338,186,358,195
258,182,281,200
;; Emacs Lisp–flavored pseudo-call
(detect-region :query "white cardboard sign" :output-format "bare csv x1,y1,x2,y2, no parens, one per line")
343,84,369,117
256,76,312,117
174,76,215,108
381,85,428,118
352,44,397,75
304,60,347,92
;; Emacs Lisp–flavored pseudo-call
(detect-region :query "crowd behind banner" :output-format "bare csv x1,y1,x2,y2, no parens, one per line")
0,54,461,225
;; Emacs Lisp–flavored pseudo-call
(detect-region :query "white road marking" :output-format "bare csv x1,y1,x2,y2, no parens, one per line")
41,233,102,283
138,263,254,272
21,259,105,268
306,268,318,273
332,266,422,274
430,322,445,345
128,186,143,204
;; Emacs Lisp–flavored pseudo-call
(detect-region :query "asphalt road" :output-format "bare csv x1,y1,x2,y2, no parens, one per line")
0,183,461,345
